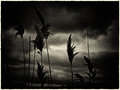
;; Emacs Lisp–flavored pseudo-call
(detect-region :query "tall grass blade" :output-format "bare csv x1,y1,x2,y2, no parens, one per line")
33,6,53,87
74,73,85,83
28,36,31,86
37,61,48,88
15,22,26,86
34,25,44,53
15,22,24,39
84,56,93,73
46,39,52,87
67,34,79,86
31,25,44,65
31,45,36,87
22,38,26,86
86,28,90,59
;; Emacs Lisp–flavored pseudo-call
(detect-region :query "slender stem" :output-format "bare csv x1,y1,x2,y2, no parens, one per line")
41,52,43,65
87,28,94,84
28,36,31,86
22,38,26,86
87,28,90,60
46,39,52,87
70,63,73,86
31,46,36,87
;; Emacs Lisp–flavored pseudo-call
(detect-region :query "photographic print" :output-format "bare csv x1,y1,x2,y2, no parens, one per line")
1,1,119,89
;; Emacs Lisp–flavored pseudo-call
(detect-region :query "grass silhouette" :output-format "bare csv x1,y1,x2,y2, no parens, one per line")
67,34,79,86
33,6,53,87
37,61,48,88
15,22,26,86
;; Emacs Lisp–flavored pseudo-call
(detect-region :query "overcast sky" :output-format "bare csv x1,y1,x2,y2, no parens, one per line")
2,1,119,87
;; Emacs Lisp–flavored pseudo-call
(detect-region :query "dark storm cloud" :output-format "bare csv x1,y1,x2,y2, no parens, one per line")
45,1,118,38
2,2,40,31
105,20,119,50
2,1,119,38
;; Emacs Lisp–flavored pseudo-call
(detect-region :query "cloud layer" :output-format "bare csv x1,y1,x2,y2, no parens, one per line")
2,1,118,38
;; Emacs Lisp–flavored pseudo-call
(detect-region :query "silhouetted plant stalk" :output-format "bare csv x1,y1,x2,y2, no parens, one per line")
33,6,52,86
34,25,44,65
74,73,85,84
46,39,52,87
22,38,26,85
40,23,53,87
70,63,73,85
86,28,90,59
31,45,36,87
43,30,53,87
84,56,96,85
85,28,96,83
37,61,48,88
28,36,31,86
41,53,43,65
67,34,79,86
15,22,26,86
31,25,45,87
37,51,43,65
